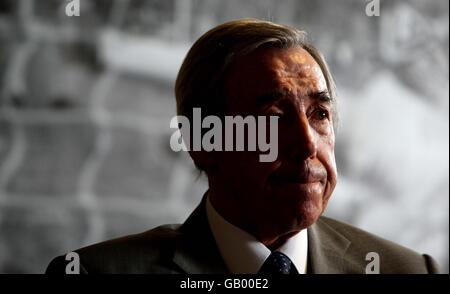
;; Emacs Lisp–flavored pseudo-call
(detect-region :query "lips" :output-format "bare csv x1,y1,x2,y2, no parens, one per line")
282,175,321,184
278,174,322,184
272,162,326,184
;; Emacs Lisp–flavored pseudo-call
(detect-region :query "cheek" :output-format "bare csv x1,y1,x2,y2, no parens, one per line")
319,136,338,187
327,152,338,189
218,151,279,187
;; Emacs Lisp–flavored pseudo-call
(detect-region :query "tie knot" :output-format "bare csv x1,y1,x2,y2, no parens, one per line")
258,251,298,275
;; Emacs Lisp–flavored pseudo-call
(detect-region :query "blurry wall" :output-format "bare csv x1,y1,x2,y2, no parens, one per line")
0,0,448,273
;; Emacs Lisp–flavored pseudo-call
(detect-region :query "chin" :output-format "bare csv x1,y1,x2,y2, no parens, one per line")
292,198,325,230
264,184,329,232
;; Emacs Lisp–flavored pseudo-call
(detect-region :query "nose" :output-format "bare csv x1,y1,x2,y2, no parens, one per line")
287,111,317,161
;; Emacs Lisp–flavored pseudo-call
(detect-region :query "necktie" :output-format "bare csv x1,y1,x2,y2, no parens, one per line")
258,251,299,274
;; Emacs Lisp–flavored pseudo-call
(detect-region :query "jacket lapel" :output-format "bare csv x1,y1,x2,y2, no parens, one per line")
172,194,229,274
307,217,351,274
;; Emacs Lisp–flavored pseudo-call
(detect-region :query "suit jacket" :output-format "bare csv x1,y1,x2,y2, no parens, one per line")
46,195,440,274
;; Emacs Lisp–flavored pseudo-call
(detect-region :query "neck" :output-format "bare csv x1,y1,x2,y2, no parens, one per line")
207,177,299,251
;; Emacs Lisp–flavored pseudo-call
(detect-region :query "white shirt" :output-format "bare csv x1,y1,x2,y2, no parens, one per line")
205,194,308,274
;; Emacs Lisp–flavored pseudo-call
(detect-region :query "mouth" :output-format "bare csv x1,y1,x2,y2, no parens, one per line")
273,180,323,199
272,166,326,186
275,180,323,193
267,158,328,190
278,175,321,184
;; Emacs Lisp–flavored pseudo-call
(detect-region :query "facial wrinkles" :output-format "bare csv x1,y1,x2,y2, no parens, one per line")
272,59,327,103
272,57,332,181
266,58,329,164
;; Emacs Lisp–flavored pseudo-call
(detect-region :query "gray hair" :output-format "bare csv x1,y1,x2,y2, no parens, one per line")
175,18,338,129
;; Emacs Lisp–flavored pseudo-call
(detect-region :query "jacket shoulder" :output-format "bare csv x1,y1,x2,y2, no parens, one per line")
317,216,440,273
45,224,183,274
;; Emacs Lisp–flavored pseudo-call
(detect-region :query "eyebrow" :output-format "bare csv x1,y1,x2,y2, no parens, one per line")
255,91,285,107
256,90,332,107
311,91,332,103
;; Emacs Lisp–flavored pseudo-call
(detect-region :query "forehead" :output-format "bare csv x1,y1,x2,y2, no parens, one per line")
225,46,327,99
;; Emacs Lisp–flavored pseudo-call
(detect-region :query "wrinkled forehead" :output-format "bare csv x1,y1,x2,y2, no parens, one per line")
225,46,327,97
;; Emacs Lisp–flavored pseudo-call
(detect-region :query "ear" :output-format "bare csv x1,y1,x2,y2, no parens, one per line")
188,150,218,171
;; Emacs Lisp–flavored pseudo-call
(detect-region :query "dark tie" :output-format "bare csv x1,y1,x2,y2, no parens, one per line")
258,251,299,274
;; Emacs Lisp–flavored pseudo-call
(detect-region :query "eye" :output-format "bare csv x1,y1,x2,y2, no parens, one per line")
312,109,329,120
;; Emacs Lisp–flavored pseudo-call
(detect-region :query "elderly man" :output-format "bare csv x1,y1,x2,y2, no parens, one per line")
46,19,439,274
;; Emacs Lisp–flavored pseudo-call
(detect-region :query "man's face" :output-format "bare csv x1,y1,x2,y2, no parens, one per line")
213,46,337,240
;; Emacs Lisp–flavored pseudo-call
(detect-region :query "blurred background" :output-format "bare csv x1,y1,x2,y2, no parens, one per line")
0,0,448,273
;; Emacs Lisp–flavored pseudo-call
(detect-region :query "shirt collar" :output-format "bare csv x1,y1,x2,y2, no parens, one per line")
205,194,308,274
